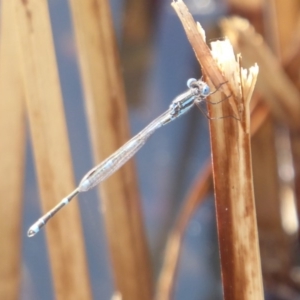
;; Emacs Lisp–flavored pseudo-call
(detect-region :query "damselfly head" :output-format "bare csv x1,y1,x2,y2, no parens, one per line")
187,78,210,97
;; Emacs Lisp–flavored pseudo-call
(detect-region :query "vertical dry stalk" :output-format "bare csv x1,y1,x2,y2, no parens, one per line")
271,0,300,253
222,14,300,275
121,0,153,105
209,41,262,300
283,17,300,87
13,0,92,299
268,0,300,58
157,98,270,299
156,163,212,300
0,2,25,299
68,0,153,299
172,1,263,299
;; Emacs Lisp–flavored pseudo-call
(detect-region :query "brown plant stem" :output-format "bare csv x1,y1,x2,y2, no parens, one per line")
208,42,262,300
274,3,300,246
0,2,25,299
170,2,263,299
221,13,300,289
157,96,269,299
13,0,92,299
68,0,153,299
156,162,212,300
221,20,291,285
221,17,300,129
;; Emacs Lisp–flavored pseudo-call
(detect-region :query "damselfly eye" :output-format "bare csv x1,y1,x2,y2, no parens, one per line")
202,85,210,95
187,78,197,88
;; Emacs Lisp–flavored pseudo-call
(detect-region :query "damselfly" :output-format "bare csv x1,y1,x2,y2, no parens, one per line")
28,78,214,237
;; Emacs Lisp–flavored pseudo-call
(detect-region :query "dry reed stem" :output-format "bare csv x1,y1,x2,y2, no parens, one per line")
172,1,263,299
13,0,92,299
157,14,269,294
158,6,269,299
262,0,300,281
272,1,300,246
157,97,269,300
0,2,25,299
156,163,212,300
223,13,300,280
287,27,300,241
270,0,300,58
226,0,262,11
68,0,153,299
249,97,270,136
290,128,300,242
283,16,300,88
251,118,291,280
208,41,262,300
171,1,240,119
221,17,300,129
121,0,153,105
271,2,300,246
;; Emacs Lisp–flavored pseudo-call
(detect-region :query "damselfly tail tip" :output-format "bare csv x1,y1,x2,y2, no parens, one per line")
27,223,40,237
27,218,45,237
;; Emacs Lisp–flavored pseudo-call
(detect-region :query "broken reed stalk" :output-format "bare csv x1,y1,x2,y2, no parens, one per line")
209,41,262,300
13,0,92,299
0,2,25,299
172,1,263,299
157,97,270,300
222,15,300,245
68,0,153,299
210,36,262,300
221,17,300,129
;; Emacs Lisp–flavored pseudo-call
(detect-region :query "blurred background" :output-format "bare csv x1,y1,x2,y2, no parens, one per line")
1,0,300,299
